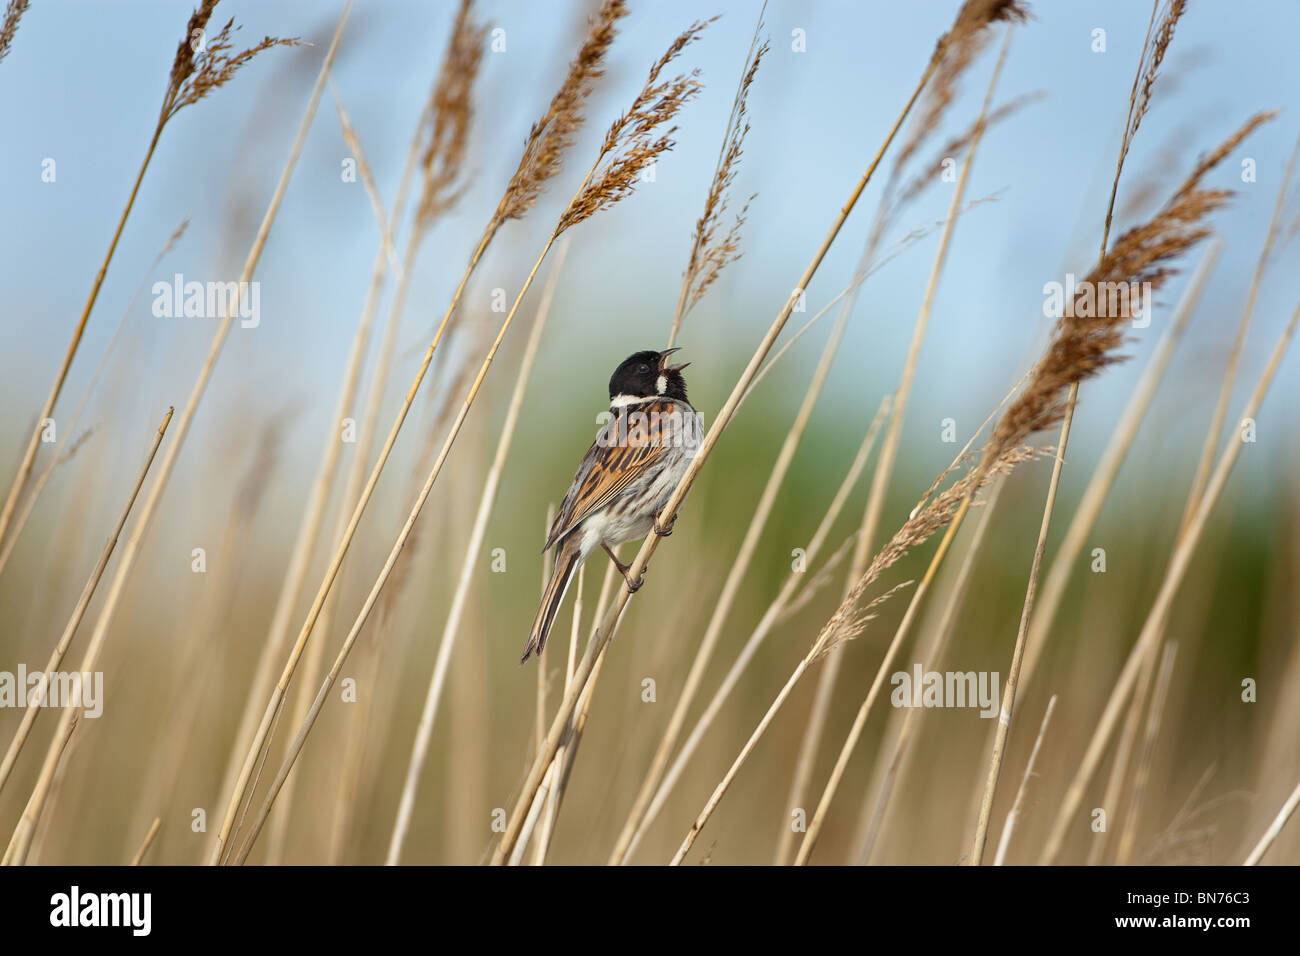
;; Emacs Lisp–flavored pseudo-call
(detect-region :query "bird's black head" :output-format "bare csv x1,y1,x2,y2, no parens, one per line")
608,349,691,405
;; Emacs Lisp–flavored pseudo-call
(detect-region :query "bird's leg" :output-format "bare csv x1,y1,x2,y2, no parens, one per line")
653,509,676,537
602,543,644,592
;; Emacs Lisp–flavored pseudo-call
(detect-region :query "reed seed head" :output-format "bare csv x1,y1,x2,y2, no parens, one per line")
497,0,629,227
162,2,301,126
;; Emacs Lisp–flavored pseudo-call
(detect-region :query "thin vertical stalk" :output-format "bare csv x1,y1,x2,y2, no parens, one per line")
497,56,938,867
992,695,1056,865
385,238,568,865
2,407,174,864
786,30,1010,862
1040,296,1300,863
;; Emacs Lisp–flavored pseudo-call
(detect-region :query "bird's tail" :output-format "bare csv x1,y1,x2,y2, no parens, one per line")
521,540,581,664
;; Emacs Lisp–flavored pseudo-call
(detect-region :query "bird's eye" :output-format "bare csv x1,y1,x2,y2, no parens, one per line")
637,364,650,374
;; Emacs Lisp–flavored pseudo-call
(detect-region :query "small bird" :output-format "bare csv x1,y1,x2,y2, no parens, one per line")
521,348,702,663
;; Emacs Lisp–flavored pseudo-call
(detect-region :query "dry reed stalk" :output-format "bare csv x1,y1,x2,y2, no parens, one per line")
967,0,1186,863
618,398,891,863
331,83,402,277
667,5,767,347
698,109,1265,867
0,408,173,799
535,504,558,758
227,11,704,864
838,372,1032,864
1244,776,1300,865
130,817,162,866
11,0,342,862
529,562,589,865
743,194,1000,402
258,86,434,867
260,12,487,862
326,356,480,864
0,0,296,555
117,414,290,864
609,228,870,866
1017,237,1220,690
25,726,81,864
1114,641,1178,864
281,114,440,819
667,584,912,866
992,695,1056,865
1081,130,1300,868
1180,129,1298,531
0,430,95,578
511,766,557,866
384,239,568,865
781,26,1012,864
790,482,1016,866
0,220,189,578
20,2,349,867
971,124,1271,867
207,0,631,865
1,408,174,864
1032,127,1279,864
515,645,609,866
1086,610,1166,866
1040,292,1300,863
497,0,1019,864
855,479,1008,864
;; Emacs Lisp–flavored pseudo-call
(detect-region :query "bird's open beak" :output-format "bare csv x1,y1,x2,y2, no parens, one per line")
658,347,690,373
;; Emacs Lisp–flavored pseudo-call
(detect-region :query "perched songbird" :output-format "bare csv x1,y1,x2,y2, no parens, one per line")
521,348,702,663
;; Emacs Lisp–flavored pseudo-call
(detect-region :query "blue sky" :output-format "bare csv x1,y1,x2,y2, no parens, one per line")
1,0,1298,496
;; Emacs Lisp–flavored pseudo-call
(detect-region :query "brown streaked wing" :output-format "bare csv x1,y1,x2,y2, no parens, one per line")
543,399,688,551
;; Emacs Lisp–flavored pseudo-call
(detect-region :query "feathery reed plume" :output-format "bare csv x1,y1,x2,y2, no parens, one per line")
673,111,1264,868
416,0,487,229
968,112,1273,865
781,31,1020,863
1178,127,1299,534
0,0,30,66
0,0,296,558
384,238,570,866
1043,287,1299,865
895,0,1028,170
970,117,1270,480
207,1,488,864
556,19,710,233
961,0,1193,866
1017,237,1220,693
609,226,872,866
503,0,1021,869
813,581,914,660
1111,1,1185,226
221,12,709,867
161,4,301,125
2,0,354,867
210,0,618,863
669,10,767,344
497,0,628,227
